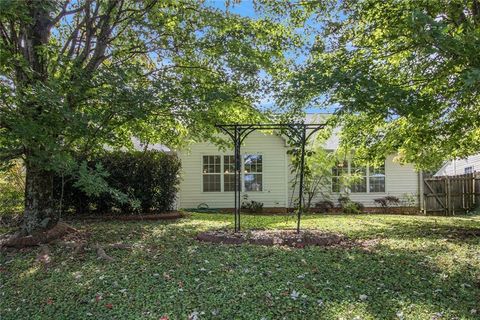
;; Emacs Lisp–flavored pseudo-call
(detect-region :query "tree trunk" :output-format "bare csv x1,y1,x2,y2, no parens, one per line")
21,160,58,235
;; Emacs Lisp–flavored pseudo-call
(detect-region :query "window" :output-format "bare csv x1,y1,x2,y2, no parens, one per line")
202,154,263,192
369,164,386,192
244,154,263,191
465,166,473,174
202,156,221,192
332,159,386,193
350,160,367,193
224,155,236,192
332,160,348,192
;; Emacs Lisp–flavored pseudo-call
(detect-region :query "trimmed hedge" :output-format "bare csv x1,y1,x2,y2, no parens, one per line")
57,151,181,215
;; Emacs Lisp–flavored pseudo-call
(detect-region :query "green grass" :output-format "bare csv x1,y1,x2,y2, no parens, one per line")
1,213,480,319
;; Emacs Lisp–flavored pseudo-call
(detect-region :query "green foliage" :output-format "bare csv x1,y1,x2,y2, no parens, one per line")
2,213,480,319
338,196,365,214
287,0,480,169
0,161,24,215
241,194,264,213
0,0,303,228
374,196,401,213
57,151,181,214
289,127,337,209
314,200,335,213
0,0,297,167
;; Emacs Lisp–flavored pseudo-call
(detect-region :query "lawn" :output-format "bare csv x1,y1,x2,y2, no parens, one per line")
1,213,480,319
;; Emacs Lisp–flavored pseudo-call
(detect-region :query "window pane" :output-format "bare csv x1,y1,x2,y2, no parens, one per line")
224,155,235,173
203,174,220,192
332,176,340,193
203,156,220,173
244,155,262,173
245,173,262,191
369,163,385,192
351,177,367,192
332,160,348,176
369,164,385,176
351,161,366,175
224,174,235,192
369,177,385,192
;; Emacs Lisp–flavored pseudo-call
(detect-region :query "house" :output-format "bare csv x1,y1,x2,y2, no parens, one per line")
435,154,480,176
175,114,424,212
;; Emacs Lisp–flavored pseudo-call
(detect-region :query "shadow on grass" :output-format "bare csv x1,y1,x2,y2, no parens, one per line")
2,214,479,319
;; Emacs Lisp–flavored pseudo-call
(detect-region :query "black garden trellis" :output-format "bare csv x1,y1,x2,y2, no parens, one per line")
216,122,327,233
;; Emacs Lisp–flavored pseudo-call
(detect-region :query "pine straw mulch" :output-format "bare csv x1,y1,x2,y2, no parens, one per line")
197,229,379,250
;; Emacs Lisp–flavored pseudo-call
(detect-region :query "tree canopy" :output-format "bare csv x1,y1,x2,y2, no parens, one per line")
0,0,300,233
287,0,480,169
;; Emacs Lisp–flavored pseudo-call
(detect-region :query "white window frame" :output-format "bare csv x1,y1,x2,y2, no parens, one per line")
331,159,386,194
368,164,386,193
223,155,236,192
202,155,222,192
243,154,263,192
201,153,264,193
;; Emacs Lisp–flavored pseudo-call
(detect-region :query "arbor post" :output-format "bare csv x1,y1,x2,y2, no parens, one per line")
297,126,306,233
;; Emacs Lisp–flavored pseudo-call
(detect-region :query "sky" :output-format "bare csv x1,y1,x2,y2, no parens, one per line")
205,0,337,114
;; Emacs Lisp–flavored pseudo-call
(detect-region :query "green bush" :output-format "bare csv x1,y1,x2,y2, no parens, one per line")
241,195,264,213
338,195,364,214
57,151,181,215
314,200,335,213
0,161,25,216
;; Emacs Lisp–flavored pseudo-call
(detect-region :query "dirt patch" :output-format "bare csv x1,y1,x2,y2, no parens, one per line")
0,222,78,248
444,228,480,239
197,229,373,249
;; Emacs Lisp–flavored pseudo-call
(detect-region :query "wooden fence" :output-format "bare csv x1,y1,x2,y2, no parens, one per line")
424,172,480,215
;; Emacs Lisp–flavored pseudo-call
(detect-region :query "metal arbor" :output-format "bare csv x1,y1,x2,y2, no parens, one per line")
216,123,326,233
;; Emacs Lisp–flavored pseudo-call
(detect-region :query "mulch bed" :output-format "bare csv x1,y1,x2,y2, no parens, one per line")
197,229,377,249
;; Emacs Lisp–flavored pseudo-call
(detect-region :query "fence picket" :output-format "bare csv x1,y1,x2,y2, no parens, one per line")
424,172,480,215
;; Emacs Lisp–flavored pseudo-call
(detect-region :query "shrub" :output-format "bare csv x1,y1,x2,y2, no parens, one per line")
374,196,400,212
57,151,181,215
314,200,335,213
337,196,350,208
338,196,364,214
241,195,264,213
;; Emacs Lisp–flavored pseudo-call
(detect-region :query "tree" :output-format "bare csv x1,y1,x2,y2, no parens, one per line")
290,132,336,210
0,0,297,235
287,0,480,169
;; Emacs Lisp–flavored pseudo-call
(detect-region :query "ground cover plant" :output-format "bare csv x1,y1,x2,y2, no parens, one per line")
1,213,479,319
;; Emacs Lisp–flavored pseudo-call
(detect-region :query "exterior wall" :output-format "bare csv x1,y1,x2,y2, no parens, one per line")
435,154,480,176
177,131,420,210
289,154,420,207
177,131,288,209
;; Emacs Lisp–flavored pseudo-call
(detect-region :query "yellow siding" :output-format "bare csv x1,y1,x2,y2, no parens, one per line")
177,131,288,209
177,133,420,209
346,155,420,206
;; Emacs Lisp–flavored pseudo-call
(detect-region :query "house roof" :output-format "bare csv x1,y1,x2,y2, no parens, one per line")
304,113,340,150
135,113,339,152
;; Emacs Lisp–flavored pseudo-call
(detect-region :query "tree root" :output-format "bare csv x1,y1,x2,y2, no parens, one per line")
93,243,114,262
0,222,78,248
1,222,133,264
